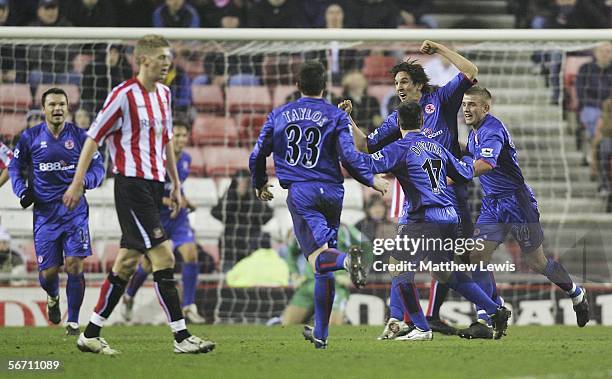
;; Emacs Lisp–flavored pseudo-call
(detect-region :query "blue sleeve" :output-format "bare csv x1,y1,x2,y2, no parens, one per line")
185,154,192,178
336,113,374,187
249,112,275,190
474,127,503,168
8,130,30,198
366,113,401,153
152,7,163,27
81,129,105,190
436,73,476,105
84,150,105,190
360,142,404,175
445,147,474,184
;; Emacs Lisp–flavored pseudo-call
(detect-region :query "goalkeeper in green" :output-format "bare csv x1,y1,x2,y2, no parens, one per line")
280,223,371,325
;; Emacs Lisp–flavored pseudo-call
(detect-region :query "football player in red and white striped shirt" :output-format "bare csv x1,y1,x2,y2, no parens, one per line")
63,35,215,355
0,141,13,187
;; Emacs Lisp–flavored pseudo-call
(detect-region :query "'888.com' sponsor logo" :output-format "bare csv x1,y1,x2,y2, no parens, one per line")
38,161,75,172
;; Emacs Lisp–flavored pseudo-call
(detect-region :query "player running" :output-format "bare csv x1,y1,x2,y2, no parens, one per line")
457,86,590,339
0,141,13,187
121,121,205,324
8,87,105,335
250,60,389,349
63,35,214,355
359,101,511,340
344,40,478,335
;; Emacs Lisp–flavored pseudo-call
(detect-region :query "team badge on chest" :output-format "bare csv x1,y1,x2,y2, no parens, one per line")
64,139,74,150
424,103,436,114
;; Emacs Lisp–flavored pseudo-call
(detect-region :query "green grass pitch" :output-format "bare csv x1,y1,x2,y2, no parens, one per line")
1,325,611,378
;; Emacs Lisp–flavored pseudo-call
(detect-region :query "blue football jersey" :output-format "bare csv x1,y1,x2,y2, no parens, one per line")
250,97,374,189
361,132,474,218
161,150,191,219
9,122,105,203
466,114,526,196
367,73,475,157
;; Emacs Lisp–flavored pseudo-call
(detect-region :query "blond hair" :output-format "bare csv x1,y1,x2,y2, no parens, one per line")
134,34,171,65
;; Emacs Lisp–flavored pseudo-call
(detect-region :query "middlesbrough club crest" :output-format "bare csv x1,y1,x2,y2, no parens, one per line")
424,103,436,114
64,139,74,150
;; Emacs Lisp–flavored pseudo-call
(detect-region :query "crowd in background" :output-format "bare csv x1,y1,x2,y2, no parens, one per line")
0,0,609,29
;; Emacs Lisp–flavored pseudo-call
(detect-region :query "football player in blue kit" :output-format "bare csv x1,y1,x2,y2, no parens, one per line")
344,40,478,336
121,121,206,324
8,88,105,335
457,86,590,339
359,101,511,340
250,61,389,349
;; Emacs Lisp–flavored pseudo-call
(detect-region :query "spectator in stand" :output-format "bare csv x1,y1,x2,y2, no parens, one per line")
153,0,200,28
355,0,398,28
198,0,244,28
530,0,610,28
594,98,612,212
336,71,381,135
65,0,117,27
26,0,77,85
303,3,367,85
0,0,12,26
211,169,274,271
28,0,71,26
0,227,26,286
354,193,395,242
162,55,193,118
80,44,133,113
394,0,437,29
248,0,303,28
112,0,155,27
73,108,91,130
576,42,612,141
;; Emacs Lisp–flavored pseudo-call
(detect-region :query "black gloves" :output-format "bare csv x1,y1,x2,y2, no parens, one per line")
20,188,35,209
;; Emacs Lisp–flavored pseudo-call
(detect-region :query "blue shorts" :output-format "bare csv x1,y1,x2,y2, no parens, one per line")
474,185,544,253
161,210,195,249
286,182,343,257
33,199,92,271
394,206,458,262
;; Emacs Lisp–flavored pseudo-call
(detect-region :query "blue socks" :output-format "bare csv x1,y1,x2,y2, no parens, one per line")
39,272,59,298
543,258,576,293
181,262,199,308
388,278,404,320
313,272,335,341
393,273,428,331
314,248,347,273
66,273,85,323
125,263,149,298
446,271,499,315
472,266,498,323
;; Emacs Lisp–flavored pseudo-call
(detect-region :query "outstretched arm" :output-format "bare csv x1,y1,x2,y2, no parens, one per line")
421,40,478,80
338,100,369,153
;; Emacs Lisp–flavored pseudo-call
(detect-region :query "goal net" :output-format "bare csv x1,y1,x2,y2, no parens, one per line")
0,29,610,326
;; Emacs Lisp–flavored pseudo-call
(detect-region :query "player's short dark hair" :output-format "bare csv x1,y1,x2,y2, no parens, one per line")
397,101,422,131
465,85,492,103
173,116,192,132
390,60,433,93
41,87,68,106
297,60,326,96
